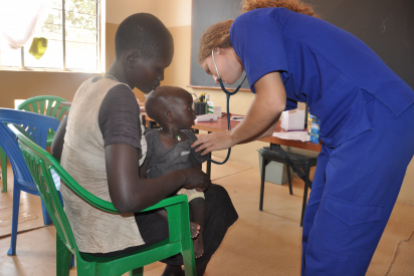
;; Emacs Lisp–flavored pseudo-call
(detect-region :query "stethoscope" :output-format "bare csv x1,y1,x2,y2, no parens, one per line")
209,49,247,165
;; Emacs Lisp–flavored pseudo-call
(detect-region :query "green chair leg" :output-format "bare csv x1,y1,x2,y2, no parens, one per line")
56,236,71,276
129,267,143,276
0,147,7,193
181,210,197,276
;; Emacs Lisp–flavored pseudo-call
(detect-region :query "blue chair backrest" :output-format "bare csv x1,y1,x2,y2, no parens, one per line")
0,108,60,191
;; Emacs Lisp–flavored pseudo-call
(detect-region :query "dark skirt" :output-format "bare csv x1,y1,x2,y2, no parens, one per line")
87,184,238,266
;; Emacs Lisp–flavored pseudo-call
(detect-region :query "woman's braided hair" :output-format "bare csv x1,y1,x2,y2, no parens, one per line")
197,0,317,64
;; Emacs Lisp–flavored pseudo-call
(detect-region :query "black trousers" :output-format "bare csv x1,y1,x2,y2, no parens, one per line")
87,184,238,266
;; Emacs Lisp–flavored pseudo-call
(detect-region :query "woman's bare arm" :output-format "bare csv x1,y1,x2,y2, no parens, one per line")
139,161,149,178
192,71,286,155
106,144,210,213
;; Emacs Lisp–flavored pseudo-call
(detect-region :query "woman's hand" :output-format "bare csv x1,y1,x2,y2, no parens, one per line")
192,130,236,155
182,168,211,192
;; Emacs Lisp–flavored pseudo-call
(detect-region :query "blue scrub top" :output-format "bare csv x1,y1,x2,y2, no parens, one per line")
230,8,414,147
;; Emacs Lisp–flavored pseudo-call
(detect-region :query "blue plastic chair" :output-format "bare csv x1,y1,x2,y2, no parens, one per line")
1,96,69,193
1,145,6,193
0,108,60,256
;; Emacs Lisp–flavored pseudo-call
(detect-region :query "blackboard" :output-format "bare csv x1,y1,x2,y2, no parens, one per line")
190,0,414,90
190,0,250,90
305,0,414,89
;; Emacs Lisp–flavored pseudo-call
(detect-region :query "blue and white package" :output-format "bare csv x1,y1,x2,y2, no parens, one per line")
309,116,320,144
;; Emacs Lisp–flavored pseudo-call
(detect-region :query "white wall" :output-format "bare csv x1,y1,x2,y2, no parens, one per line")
106,0,191,27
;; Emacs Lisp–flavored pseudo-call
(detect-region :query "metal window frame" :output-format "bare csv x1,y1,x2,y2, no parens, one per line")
0,0,103,72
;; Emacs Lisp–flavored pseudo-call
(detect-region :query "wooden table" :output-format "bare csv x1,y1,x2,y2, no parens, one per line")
184,116,322,177
193,116,321,152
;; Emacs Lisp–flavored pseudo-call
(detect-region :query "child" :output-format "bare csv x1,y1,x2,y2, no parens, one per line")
141,86,207,259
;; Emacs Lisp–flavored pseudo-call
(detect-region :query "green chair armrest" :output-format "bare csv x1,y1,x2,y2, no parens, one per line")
141,194,189,211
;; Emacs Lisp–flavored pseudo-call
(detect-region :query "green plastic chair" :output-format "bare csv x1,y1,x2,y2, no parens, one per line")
17,95,70,146
9,123,197,276
1,95,69,193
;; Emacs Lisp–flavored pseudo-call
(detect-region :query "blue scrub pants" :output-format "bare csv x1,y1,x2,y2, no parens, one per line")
301,95,414,275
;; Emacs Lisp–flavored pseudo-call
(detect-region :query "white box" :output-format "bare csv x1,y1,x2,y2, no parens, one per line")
195,114,217,122
280,109,306,131
214,106,222,117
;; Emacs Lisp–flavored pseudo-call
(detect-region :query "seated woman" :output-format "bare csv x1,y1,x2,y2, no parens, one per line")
52,13,238,276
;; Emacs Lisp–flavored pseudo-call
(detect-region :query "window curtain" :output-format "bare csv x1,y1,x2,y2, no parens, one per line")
0,0,50,50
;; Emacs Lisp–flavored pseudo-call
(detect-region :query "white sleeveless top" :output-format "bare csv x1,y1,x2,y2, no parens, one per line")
61,77,146,253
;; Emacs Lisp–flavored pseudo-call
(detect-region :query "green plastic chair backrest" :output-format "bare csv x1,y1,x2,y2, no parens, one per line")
8,124,120,257
17,95,70,121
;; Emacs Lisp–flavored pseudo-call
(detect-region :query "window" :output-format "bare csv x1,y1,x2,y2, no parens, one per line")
0,0,105,72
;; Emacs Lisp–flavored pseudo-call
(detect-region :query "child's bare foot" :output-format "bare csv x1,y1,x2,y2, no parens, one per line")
193,233,204,259
190,222,200,238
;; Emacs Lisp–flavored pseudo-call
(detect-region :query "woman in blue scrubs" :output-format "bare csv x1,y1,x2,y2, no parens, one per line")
193,0,414,275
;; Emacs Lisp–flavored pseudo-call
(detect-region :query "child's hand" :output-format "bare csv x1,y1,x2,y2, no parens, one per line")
182,168,211,192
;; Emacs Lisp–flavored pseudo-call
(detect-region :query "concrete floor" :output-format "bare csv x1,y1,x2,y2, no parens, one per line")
1,160,414,276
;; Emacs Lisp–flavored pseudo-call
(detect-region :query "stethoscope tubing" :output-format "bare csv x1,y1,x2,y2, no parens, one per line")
209,76,246,164
208,49,246,165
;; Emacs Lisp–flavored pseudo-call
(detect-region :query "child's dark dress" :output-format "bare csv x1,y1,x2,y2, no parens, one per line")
140,128,238,265
145,129,207,202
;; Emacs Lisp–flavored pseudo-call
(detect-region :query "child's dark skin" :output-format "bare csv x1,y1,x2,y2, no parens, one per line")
141,86,206,259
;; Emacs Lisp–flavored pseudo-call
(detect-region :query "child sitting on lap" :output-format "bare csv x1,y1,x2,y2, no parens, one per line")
140,86,207,258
